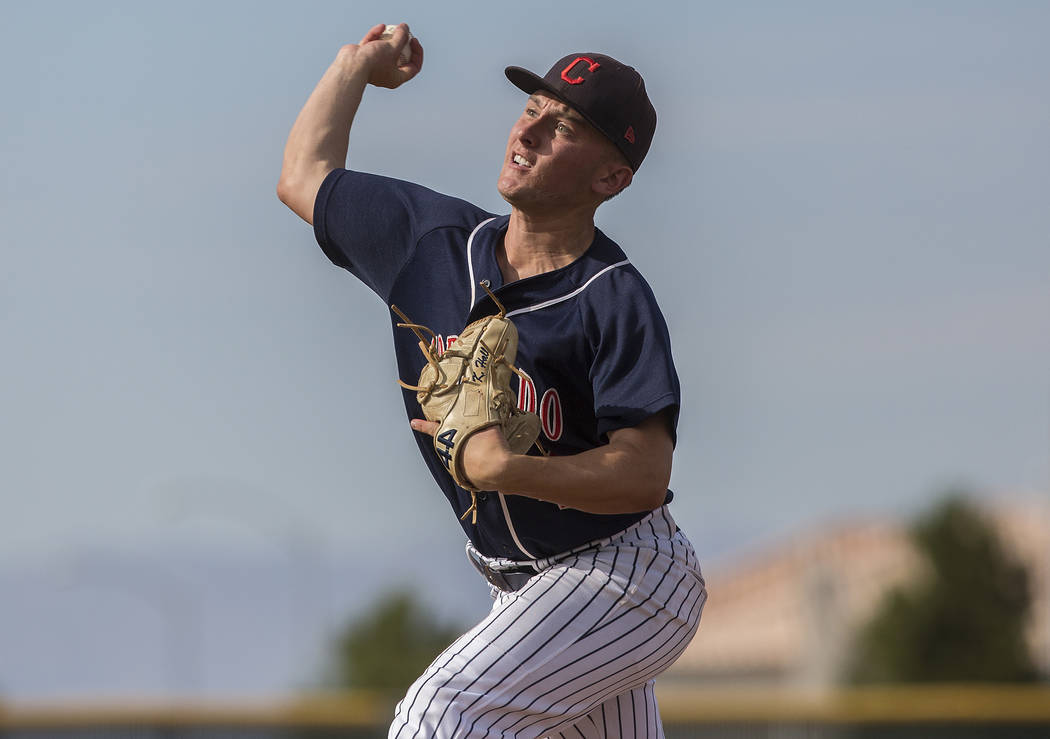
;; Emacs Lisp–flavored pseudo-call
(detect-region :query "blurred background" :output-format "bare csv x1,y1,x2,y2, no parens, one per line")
2,0,1048,735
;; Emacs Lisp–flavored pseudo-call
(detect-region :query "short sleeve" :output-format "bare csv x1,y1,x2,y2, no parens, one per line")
313,169,492,301
586,269,681,443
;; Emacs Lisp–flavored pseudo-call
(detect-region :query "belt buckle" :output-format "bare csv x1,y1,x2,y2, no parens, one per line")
499,570,533,592
467,547,533,593
489,570,514,592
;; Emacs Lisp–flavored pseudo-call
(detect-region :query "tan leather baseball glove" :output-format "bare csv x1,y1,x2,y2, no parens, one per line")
393,285,541,523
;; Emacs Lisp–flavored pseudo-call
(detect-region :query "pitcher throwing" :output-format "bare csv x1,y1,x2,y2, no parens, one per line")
278,23,706,738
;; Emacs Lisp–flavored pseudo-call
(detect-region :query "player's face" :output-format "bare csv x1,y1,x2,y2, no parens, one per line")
497,93,616,211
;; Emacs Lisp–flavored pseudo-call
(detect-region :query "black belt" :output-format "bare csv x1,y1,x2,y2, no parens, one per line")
466,547,538,593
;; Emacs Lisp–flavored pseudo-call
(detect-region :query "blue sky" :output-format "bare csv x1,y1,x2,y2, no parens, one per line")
1,1,1047,698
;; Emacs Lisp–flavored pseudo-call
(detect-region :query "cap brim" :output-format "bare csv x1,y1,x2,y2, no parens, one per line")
505,66,551,96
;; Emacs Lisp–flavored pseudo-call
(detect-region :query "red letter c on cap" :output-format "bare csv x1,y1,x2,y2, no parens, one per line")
561,57,601,85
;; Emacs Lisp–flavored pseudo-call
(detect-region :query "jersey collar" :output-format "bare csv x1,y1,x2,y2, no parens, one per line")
466,216,630,322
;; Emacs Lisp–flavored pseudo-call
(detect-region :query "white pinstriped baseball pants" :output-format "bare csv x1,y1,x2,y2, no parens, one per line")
389,506,706,738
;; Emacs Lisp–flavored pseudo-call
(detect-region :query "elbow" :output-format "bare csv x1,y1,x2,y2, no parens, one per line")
634,456,672,512
610,408,675,513
276,172,315,225
608,463,668,514
277,162,336,225
637,477,670,513
275,172,299,208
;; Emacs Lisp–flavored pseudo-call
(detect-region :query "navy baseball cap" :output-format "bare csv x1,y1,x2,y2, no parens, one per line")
505,53,657,171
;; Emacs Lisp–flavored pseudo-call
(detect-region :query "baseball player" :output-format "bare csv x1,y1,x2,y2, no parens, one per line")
278,23,706,738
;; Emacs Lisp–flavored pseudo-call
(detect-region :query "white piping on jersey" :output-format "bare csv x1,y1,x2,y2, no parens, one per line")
498,492,538,559
505,259,631,317
466,217,498,312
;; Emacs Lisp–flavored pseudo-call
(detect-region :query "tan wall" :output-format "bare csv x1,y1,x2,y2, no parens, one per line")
671,498,1050,687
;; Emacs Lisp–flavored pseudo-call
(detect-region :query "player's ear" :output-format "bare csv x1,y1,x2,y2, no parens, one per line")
592,163,633,199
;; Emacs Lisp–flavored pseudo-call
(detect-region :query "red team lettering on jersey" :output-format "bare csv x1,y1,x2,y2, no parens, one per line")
517,371,563,442
432,334,459,354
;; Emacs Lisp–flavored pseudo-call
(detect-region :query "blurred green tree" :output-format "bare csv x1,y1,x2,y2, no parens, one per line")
331,589,464,700
847,494,1038,683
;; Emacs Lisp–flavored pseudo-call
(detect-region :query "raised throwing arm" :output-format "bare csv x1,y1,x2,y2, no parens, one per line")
277,23,422,224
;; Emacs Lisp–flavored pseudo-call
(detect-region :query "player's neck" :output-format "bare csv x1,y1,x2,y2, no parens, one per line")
500,210,595,283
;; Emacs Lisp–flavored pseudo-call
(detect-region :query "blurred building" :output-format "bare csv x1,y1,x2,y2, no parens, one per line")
669,496,1050,689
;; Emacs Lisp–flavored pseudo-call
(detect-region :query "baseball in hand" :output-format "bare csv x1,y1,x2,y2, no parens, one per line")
380,24,413,65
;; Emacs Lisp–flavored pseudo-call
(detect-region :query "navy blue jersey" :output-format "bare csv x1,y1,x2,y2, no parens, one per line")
314,169,681,560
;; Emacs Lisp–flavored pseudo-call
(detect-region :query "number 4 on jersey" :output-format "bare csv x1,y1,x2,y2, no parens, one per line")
436,428,457,469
